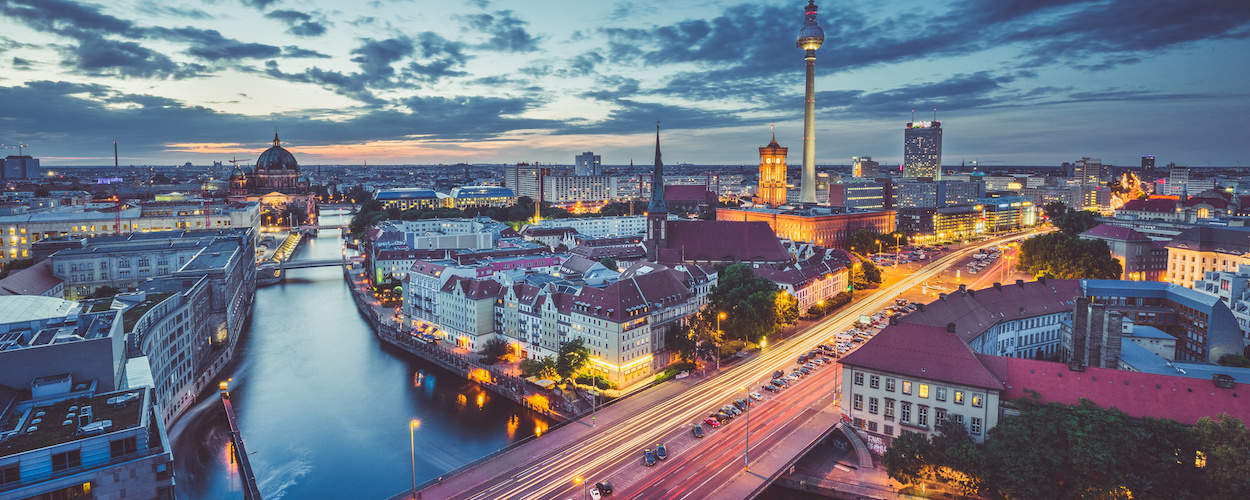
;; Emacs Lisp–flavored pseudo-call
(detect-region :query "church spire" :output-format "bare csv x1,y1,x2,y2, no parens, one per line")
273,131,281,147
648,121,667,213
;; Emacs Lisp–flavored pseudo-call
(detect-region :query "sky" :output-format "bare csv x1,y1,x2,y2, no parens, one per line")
1,0,1249,167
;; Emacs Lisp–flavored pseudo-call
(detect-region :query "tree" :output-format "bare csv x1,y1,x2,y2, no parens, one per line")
1055,209,1099,235
520,357,559,380
1192,414,1250,499
1043,201,1068,220
91,286,121,299
480,338,512,364
1218,354,1250,368
775,291,799,327
883,431,932,486
557,338,591,378
1017,232,1122,279
847,229,883,254
709,264,782,342
598,257,618,271
851,260,883,289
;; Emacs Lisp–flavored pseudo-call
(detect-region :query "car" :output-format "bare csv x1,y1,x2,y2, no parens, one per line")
773,378,788,387
773,370,786,379
750,391,764,401
728,406,743,417
797,354,808,364
717,410,733,421
643,449,658,467
590,488,602,500
763,383,779,392
596,481,614,495
805,362,817,369
734,399,749,410
799,367,812,375
704,417,720,428
655,443,668,460
786,375,800,383
692,424,705,438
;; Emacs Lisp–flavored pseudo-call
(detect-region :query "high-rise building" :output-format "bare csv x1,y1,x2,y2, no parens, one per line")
796,0,824,204
903,121,942,179
2,155,39,180
757,129,788,207
1074,157,1103,186
852,156,878,178
1168,166,1190,196
1141,155,1156,174
574,152,602,176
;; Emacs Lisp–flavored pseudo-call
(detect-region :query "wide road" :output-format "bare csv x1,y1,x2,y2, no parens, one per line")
416,230,1041,500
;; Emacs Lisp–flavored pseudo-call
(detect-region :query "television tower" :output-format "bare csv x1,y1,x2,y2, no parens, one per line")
796,0,824,204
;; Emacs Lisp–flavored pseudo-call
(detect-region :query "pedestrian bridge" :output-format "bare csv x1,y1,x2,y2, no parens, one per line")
257,258,347,283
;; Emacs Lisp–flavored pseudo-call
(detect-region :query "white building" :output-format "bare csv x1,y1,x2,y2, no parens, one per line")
531,216,650,238
1194,264,1250,340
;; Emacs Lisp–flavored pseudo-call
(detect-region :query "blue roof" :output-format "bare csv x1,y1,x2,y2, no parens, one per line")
451,186,513,198
1129,324,1173,340
375,188,437,201
1081,279,1219,311
1122,338,1250,384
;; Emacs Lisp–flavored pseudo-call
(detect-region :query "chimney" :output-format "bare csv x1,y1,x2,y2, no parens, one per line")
1016,279,1025,287
1213,374,1236,389
945,322,956,333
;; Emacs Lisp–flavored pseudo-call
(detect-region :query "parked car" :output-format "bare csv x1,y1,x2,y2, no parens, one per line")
643,449,658,467
704,417,720,428
750,391,764,401
692,423,705,438
655,443,668,460
596,481,614,495
763,383,779,392
773,370,786,379
590,487,602,500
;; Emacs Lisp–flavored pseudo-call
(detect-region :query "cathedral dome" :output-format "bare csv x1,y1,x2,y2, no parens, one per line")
255,132,299,171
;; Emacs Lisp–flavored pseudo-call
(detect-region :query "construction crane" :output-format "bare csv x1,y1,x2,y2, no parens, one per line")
113,139,122,235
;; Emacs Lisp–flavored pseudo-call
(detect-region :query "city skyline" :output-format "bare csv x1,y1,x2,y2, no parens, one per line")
1,0,1249,167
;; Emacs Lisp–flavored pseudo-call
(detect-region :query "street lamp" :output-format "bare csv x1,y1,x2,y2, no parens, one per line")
742,386,750,472
716,311,727,371
409,419,420,499
573,476,588,500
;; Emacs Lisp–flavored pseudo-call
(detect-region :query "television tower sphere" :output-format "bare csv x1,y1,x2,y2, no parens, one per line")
796,0,824,52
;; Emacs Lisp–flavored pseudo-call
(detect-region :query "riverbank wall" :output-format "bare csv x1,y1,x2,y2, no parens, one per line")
342,265,569,422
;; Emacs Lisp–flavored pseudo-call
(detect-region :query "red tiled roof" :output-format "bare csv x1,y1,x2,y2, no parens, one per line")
979,356,1250,425
658,220,790,264
900,279,1080,343
440,275,502,300
0,260,62,296
572,245,645,260
1080,223,1151,243
523,227,578,237
753,255,847,287
839,323,1005,390
575,235,644,247
664,184,715,203
1118,198,1177,213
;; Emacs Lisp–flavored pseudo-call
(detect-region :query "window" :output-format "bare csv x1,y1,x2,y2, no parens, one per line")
0,465,18,486
902,381,912,395
901,402,912,423
869,397,879,414
868,421,877,432
972,394,983,408
884,399,895,419
918,384,929,398
953,414,965,427
936,387,947,401
918,406,928,427
52,450,81,472
936,407,947,425
853,394,863,410
869,375,880,389
954,390,965,405
110,436,137,458
854,372,864,386
971,417,983,435
885,378,896,392
884,425,893,436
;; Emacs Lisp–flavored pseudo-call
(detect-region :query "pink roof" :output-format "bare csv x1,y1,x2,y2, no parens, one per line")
838,323,1005,390
663,184,715,203
901,279,1080,343
658,220,790,263
1118,198,1177,214
0,260,62,296
979,356,1250,425
440,275,502,300
1080,223,1151,243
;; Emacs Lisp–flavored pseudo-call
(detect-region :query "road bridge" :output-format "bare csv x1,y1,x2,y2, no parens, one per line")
409,229,1047,500
257,258,347,283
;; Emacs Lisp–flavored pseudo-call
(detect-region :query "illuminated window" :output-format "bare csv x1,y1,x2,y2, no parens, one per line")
853,394,862,410
972,394,983,408
902,381,912,395
918,384,929,398
954,391,965,405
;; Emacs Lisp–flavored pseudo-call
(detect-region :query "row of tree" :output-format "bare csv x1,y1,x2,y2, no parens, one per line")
509,338,591,381
1016,231,1122,279
1043,201,1100,236
884,400,1250,499
665,264,801,363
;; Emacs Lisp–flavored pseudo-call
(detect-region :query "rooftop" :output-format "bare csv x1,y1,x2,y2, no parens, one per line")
0,260,63,296
900,279,1080,343
1081,223,1152,243
656,220,790,264
0,295,80,325
0,387,147,456
838,322,1005,390
1166,225,1250,254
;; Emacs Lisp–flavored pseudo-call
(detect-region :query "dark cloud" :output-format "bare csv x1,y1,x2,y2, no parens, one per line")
240,0,280,10
11,56,32,69
0,80,562,155
459,9,540,52
59,34,206,79
136,1,211,20
264,9,328,37
262,60,380,104
281,46,331,59
156,27,283,60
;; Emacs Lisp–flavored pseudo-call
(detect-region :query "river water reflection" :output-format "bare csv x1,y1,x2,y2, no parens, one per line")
172,212,550,499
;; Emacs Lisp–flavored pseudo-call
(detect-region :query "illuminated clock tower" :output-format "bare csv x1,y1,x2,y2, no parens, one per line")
757,125,788,207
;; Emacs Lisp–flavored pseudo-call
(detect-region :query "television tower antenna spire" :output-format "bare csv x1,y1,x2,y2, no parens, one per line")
911,109,915,122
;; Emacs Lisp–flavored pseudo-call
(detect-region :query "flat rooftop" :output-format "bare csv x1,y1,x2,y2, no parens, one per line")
0,387,146,456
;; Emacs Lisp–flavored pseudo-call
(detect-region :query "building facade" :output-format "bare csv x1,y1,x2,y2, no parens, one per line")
903,121,942,179
757,134,789,207
575,152,602,176
1165,226,1250,288
1079,224,1168,281
716,206,895,248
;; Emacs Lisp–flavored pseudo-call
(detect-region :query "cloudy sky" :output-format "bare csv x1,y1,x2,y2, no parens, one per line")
1,0,1248,167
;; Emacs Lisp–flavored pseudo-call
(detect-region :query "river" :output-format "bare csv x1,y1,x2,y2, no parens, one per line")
171,211,551,499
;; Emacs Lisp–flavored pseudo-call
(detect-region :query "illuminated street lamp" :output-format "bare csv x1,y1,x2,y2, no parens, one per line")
574,476,589,500
409,419,420,499
716,311,728,371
